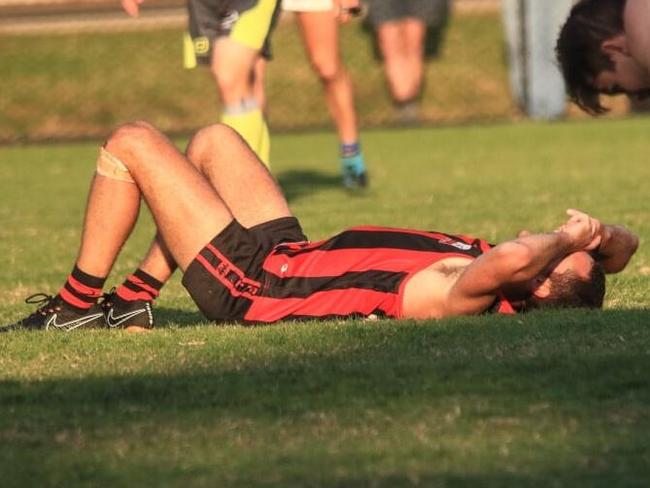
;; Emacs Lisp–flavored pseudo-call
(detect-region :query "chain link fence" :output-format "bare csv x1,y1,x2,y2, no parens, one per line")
0,0,621,142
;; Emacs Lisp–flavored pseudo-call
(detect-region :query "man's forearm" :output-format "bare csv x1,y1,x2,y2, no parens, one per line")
505,231,576,281
446,229,579,314
593,224,639,273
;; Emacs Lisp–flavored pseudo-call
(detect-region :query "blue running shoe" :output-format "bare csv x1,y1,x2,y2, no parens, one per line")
341,152,368,189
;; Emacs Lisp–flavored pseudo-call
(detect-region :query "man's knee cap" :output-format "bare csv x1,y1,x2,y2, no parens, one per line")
187,125,230,166
207,123,237,142
96,147,135,183
190,123,234,148
107,120,155,147
312,60,340,82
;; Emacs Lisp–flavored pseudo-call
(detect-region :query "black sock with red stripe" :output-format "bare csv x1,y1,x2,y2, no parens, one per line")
115,269,163,302
59,265,106,311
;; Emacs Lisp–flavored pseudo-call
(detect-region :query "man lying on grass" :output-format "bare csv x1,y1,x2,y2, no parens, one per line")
2,122,638,331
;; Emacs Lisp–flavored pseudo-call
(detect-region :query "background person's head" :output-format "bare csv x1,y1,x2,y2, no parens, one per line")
555,0,644,114
525,252,606,310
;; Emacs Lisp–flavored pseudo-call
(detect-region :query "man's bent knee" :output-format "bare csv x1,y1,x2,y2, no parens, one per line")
100,120,162,180
186,123,240,164
96,147,135,183
309,55,342,84
105,120,159,153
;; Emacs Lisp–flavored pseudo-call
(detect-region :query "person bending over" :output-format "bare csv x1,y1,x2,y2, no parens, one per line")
3,122,638,331
556,0,650,114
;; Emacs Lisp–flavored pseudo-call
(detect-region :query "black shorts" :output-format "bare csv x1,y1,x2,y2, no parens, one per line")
187,0,281,64
363,0,450,60
366,0,449,26
182,217,307,322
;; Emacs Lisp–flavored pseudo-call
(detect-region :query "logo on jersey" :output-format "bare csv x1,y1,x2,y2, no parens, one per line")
439,237,472,251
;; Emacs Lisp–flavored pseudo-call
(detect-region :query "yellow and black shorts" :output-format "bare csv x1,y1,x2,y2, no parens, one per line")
185,0,281,67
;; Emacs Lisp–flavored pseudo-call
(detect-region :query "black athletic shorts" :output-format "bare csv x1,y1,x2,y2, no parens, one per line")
182,217,307,322
187,0,281,64
366,0,449,25
363,0,450,60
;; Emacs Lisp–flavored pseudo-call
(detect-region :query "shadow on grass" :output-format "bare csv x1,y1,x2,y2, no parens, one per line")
2,309,650,486
155,306,206,328
276,169,341,202
3,309,650,415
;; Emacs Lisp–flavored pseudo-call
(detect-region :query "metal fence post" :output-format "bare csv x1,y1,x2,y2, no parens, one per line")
502,0,573,119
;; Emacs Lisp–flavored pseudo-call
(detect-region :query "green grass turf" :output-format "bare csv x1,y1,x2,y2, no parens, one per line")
1,118,649,486
0,10,511,141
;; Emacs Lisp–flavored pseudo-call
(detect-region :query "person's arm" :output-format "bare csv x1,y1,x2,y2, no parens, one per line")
121,0,144,17
592,224,639,274
333,0,361,23
560,209,638,274
444,211,601,316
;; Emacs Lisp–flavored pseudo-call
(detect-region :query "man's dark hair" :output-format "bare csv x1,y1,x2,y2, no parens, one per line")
556,0,627,114
526,262,606,310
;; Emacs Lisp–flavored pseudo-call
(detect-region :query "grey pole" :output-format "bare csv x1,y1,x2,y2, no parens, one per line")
502,0,573,119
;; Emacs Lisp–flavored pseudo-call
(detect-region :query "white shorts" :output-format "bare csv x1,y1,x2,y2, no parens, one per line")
282,0,333,12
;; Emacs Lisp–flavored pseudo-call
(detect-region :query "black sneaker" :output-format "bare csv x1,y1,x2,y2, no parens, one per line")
1,293,106,332
102,292,154,330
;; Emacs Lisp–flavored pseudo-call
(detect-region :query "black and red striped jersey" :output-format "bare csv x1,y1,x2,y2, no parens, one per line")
243,225,515,323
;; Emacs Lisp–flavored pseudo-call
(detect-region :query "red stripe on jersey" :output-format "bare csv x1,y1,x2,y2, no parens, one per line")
126,274,160,297
263,247,474,278
67,274,102,297
244,288,399,323
477,240,492,253
495,295,516,314
60,287,93,309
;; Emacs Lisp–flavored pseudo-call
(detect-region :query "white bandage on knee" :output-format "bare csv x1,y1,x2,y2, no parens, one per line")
96,147,135,183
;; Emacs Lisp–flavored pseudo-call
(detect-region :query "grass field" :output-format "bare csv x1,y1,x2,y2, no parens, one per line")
0,10,512,141
1,117,649,487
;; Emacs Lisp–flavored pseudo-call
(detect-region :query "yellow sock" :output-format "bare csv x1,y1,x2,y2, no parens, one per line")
221,107,270,168
258,117,270,167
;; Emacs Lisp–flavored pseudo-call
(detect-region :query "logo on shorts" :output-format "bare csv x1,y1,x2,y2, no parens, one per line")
202,243,262,298
193,36,210,56
218,10,240,31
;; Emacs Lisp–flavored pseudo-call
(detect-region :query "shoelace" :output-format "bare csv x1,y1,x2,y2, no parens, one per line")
100,287,117,311
24,293,58,317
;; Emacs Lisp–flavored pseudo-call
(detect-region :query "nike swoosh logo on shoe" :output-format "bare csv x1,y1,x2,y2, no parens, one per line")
106,308,148,328
45,313,104,331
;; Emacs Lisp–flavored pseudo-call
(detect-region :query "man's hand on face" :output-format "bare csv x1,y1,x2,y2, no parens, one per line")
557,208,603,251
